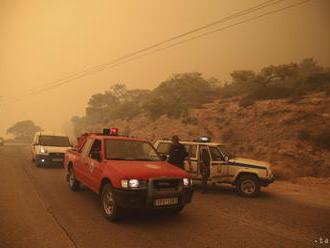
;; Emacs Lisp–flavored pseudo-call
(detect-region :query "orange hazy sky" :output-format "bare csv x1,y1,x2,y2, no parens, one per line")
0,0,329,137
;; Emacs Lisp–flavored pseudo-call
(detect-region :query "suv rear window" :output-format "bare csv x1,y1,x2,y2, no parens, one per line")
157,142,197,159
157,142,171,155
184,144,197,159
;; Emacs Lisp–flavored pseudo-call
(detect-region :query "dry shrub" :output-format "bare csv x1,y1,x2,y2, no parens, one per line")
313,128,330,150
222,129,234,142
182,116,199,125
297,129,311,141
239,96,255,108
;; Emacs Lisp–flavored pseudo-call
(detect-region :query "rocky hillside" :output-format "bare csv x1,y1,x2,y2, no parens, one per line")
92,92,330,179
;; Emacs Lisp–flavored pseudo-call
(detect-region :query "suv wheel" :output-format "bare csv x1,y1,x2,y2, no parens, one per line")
101,184,121,221
68,167,79,191
237,175,260,197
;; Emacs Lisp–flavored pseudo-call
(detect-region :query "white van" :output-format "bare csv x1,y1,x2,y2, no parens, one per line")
32,131,72,167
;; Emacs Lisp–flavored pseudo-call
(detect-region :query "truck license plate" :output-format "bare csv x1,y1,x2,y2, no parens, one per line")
154,197,178,206
52,158,63,162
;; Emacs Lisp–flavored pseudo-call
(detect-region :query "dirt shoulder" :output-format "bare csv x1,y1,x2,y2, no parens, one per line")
267,177,330,208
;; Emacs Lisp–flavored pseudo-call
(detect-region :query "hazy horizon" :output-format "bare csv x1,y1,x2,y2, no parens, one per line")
1,0,329,137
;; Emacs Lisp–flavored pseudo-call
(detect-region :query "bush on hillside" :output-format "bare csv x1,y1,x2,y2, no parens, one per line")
182,116,199,125
239,96,255,108
297,129,311,141
313,129,330,150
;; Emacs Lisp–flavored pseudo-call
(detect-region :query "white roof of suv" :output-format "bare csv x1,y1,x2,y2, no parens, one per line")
157,139,223,147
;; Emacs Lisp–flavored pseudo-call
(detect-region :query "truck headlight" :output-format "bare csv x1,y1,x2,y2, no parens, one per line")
40,147,48,154
129,179,139,188
183,178,192,187
121,179,146,189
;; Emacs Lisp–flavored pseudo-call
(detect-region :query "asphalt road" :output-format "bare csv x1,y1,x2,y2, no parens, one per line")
0,145,329,248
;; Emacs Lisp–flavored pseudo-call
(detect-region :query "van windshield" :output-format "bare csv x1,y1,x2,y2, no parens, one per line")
39,136,71,147
105,139,161,161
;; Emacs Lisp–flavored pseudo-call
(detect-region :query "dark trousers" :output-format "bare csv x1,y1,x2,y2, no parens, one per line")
200,166,210,192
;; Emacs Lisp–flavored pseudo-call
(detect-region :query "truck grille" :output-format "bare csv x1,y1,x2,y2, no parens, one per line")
152,178,182,192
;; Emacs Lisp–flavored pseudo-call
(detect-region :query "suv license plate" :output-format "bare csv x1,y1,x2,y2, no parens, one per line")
154,197,178,206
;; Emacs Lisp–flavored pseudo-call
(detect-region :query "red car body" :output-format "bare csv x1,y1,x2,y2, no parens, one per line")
64,132,193,218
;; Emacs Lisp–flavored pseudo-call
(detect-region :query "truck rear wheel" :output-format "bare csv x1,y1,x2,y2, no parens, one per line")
237,175,260,197
101,184,121,221
68,167,79,191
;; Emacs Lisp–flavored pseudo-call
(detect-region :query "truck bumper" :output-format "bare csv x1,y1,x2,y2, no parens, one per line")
260,177,275,187
112,188,194,209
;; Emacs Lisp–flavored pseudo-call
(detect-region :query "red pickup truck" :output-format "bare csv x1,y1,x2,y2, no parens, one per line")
64,129,193,221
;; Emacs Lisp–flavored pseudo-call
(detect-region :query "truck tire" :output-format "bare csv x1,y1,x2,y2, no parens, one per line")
68,167,80,191
237,175,260,197
101,184,122,221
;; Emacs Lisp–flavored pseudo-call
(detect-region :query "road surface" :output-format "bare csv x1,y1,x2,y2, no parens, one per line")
0,145,329,248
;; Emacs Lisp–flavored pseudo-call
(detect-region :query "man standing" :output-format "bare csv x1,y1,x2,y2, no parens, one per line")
200,147,211,194
168,135,191,170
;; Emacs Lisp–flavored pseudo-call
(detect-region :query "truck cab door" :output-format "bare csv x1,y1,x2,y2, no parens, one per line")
77,138,94,183
209,146,229,182
86,139,103,192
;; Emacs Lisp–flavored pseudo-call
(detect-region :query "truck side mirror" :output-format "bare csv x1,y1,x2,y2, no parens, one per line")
91,151,102,162
160,155,167,161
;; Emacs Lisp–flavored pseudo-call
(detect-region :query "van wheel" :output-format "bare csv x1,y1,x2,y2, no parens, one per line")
68,167,79,191
101,184,121,221
237,175,260,197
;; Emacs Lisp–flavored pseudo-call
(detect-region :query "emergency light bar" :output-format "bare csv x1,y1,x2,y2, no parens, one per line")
103,128,119,136
193,136,211,142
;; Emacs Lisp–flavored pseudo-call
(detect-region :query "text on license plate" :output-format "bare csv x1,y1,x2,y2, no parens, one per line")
52,158,63,162
154,197,178,206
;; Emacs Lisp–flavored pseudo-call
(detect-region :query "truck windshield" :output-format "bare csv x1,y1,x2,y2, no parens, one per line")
105,139,162,161
39,136,71,147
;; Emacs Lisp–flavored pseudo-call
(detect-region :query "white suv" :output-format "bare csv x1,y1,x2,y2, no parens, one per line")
154,138,275,196
32,131,72,167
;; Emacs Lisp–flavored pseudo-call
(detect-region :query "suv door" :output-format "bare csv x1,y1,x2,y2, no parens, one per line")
183,144,199,177
209,146,229,181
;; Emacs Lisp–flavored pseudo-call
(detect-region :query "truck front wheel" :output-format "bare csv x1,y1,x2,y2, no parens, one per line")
101,184,122,221
237,175,260,197
68,167,79,191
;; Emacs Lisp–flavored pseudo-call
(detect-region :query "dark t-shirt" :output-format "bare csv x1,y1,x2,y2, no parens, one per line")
168,143,188,168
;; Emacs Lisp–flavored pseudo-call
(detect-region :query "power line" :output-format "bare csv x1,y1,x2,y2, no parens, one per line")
3,0,311,103
16,0,286,95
